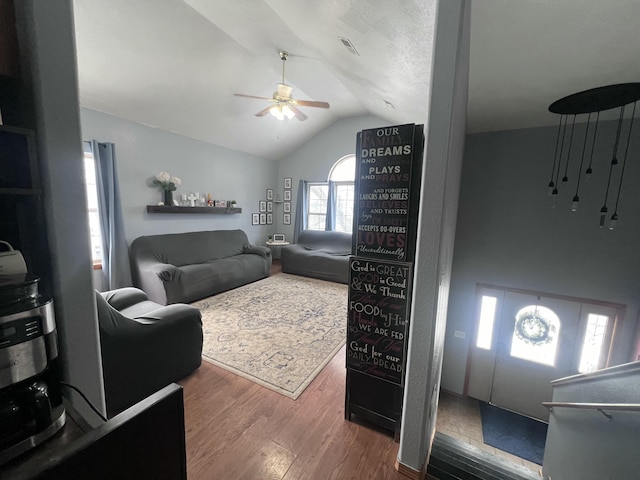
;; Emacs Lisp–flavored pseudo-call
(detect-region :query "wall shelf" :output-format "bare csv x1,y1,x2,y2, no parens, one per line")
146,205,242,215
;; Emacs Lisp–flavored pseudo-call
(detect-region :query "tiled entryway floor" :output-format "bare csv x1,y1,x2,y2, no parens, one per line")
436,390,543,474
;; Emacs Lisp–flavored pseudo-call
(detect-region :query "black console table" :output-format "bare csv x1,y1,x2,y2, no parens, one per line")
3,384,187,480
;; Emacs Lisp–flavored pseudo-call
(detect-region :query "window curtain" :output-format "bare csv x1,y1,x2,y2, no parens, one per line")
92,141,132,290
325,180,337,231
293,179,308,243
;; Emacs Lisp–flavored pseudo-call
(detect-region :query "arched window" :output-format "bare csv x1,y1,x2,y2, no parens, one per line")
329,155,355,232
306,155,356,232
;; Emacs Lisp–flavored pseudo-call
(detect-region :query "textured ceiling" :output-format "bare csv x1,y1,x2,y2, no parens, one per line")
72,0,640,160
73,0,436,160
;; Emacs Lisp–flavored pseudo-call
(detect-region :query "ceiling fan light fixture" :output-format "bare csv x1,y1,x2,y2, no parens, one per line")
269,104,295,120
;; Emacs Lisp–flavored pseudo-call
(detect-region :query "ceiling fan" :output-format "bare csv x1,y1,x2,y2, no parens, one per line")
234,51,330,121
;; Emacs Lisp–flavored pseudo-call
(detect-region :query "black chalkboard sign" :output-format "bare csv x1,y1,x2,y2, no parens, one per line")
352,124,423,262
347,257,413,386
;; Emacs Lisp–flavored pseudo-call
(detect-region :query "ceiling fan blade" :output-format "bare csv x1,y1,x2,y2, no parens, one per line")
255,106,273,117
290,106,307,121
234,93,272,101
294,99,330,109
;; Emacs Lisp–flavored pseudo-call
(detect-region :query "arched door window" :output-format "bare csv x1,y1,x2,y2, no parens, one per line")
510,305,560,366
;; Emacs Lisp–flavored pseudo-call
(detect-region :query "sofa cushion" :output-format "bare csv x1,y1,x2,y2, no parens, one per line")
297,229,352,255
131,229,250,267
281,230,352,284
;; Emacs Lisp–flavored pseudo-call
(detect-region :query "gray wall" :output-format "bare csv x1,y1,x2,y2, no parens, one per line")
441,121,640,395
80,108,277,247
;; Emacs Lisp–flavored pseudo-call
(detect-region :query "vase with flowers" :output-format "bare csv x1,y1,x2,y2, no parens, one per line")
152,171,181,206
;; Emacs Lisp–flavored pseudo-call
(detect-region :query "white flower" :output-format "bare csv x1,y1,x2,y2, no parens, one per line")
152,171,181,191
156,171,171,182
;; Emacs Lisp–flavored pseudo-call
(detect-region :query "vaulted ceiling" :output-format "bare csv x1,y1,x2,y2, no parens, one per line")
72,0,640,161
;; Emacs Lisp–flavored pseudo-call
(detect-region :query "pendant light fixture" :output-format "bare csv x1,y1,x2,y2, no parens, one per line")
546,83,640,229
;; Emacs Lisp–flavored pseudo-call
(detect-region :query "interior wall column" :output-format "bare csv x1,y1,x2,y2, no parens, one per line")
14,0,106,423
397,0,470,475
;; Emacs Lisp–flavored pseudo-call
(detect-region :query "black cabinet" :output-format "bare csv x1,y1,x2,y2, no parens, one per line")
0,125,52,297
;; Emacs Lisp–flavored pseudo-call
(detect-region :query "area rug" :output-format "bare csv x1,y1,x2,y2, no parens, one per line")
191,274,348,399
479,402,548,465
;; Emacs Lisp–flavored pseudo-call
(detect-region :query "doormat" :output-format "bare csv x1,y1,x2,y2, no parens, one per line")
479,402,548,465
191,273,347,399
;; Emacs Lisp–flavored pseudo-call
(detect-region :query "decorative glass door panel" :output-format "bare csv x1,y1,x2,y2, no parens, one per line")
490,292,581,421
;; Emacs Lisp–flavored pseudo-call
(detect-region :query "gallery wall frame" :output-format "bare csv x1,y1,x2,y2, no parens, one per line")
284,177,292,189
283,213,291,225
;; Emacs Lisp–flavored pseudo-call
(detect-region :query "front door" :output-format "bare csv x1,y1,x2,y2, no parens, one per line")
489,292,581,421
466,286,619,422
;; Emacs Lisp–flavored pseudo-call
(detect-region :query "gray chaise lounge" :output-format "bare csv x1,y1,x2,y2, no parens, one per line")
130,229,271,305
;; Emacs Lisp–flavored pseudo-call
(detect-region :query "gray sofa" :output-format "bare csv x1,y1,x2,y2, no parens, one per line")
280,230,352,283
96,287,202,412
130,229,271,305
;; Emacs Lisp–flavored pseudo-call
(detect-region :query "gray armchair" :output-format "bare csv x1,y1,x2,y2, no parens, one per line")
95,287,203,413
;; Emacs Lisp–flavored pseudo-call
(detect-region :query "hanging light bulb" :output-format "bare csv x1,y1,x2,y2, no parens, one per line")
609,213,618,230
547,181,555,196
269,104,295,120
571,195,579,212
269,105,284,120
599,206,608,228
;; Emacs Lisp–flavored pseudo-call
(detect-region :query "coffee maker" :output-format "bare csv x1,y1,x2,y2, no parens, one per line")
0,273,65,465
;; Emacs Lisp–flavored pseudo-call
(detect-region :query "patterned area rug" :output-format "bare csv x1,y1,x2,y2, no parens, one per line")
192,273,348,399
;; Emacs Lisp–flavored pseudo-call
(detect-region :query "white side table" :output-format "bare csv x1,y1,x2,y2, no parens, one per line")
265,241,290,259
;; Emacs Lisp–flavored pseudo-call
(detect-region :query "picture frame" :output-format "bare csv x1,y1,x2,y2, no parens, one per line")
283,190,291,201
259,201,266,212
284,202,291,213
283,213,291,225
266,188,273,201
267,201,273,212
252,213,260,225
284,177,292,189
273,233,285,242
259,213,267,225
267,213,273,225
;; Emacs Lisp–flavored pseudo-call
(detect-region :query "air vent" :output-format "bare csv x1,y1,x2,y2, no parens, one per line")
338,37,360,56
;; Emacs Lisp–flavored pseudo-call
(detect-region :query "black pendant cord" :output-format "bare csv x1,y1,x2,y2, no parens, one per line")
554,115,569,191
548,115,564,189
601,106,626,212
612,102,637,216
562,114,577,182
611,105,626,165
573,112,592,198
585,111,600,175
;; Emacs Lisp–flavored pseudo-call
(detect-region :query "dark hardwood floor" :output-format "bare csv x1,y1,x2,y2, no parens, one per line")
179,260,407,479
180,345,406,480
